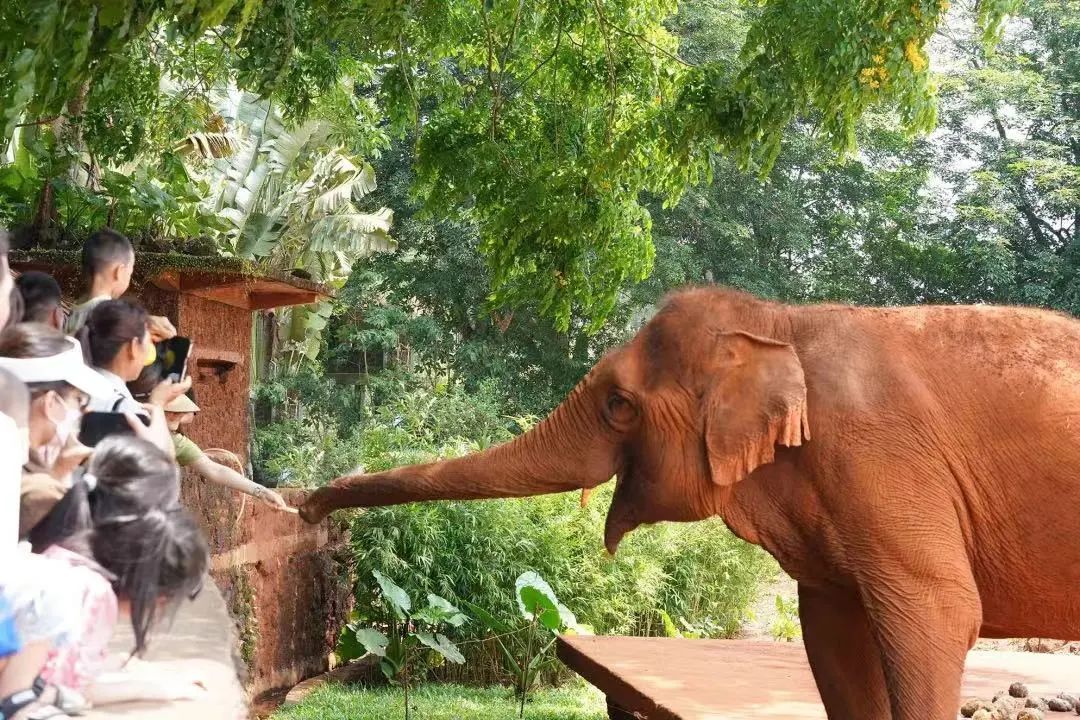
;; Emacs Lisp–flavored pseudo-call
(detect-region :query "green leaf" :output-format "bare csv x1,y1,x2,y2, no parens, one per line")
459,601,509,634
658,610,681,638
415,632,465,664
413,594,468,627
372,570,411,616
354,627,390,657
515,571,566,631
334,623,367,662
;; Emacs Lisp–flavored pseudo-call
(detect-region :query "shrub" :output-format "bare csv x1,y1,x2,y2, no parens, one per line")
349,484,776,684
252,370,515,486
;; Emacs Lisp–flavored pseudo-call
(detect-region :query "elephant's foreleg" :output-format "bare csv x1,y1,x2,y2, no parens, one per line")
858,555,981,720
799,583,891,719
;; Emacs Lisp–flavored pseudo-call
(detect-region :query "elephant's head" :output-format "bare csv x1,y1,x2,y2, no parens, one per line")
299,288,810,553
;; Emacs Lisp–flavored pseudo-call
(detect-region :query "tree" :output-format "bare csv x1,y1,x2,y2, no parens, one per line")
932,0,1079,314
1,0,1024,330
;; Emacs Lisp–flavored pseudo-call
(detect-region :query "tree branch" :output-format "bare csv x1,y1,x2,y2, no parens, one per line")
15,116,60,128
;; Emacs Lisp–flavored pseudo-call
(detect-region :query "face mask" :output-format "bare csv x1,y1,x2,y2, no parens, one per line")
144,341,157,367
40,394,82,468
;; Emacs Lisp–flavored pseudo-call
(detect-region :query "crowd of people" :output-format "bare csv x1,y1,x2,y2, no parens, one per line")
0,228,292,719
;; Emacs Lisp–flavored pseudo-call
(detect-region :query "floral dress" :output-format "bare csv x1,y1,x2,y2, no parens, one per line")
37,545,118,693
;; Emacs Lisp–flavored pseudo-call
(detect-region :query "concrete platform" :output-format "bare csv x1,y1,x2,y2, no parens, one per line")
84,577,247,720
557,636,1080,720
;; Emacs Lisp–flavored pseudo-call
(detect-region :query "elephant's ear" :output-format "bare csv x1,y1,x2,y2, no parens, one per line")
702,331,810,486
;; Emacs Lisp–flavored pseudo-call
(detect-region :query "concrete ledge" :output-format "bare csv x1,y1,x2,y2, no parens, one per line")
282,654,381,708
84,580,247,720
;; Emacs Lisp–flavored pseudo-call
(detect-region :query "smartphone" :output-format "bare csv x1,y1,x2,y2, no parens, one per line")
158,337,192,383
79,412,151,447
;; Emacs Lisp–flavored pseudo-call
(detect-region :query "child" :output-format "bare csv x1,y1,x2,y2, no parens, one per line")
32,437,209,709
15,273,64,331
63,229,175,341
63,229,133,336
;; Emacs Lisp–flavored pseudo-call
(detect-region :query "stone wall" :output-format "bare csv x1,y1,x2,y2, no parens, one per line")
180,479,354,697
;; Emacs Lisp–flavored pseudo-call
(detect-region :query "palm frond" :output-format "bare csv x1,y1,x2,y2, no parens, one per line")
308,208,395,256
174,132,239,159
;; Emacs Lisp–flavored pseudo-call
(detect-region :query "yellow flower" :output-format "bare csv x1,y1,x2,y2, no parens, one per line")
910,2,922,18
905,39,928,72
938,0,950,10
872,52,885,65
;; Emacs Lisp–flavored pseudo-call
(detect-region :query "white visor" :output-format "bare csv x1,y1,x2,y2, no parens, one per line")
0,336,115,401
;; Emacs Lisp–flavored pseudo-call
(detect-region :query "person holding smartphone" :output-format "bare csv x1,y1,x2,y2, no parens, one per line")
77,300,190,415
164,395,292,512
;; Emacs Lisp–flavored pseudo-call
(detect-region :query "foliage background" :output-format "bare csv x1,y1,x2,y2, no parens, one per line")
3,0,1077,695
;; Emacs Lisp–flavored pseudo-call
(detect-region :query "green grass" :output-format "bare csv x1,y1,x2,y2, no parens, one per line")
270,682,607,720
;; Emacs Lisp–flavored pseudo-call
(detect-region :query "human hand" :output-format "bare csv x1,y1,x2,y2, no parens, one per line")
147,315,177,342
255,487,296,513
50,435,93,480
125,403,175,459
148,375,193,408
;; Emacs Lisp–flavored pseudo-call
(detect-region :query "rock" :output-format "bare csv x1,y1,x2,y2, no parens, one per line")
963,699,993,717
1018,710,1046,720
1048,697,1074,712
1057,694,1079,710
1012,683,1032,699
996,697,1027,715
973,709,994,720
1026,697,1050,711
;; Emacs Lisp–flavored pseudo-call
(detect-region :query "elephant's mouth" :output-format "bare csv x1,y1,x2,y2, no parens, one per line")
603,472,642,555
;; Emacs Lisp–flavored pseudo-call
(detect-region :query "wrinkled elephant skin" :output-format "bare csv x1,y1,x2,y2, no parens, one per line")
300,286,1080,720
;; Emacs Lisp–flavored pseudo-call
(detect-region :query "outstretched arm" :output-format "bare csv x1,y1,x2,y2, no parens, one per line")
189,456,292,512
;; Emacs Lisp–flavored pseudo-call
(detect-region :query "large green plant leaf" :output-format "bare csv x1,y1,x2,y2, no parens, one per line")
308,209,395,254
515,571,574,631
412,594,468,628
372,570,411,617
415,632,465,664
334,623,367,662
353,627,390,657
235,211,278,257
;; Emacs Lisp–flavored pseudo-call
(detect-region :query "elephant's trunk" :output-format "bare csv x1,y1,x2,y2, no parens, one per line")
299,380,616,523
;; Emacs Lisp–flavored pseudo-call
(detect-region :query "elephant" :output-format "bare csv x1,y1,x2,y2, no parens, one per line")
300,286,1080,720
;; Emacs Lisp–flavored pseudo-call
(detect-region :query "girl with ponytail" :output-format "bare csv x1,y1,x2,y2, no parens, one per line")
29,437,209,712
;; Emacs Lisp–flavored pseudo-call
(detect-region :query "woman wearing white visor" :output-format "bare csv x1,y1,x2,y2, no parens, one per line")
0,324,172,540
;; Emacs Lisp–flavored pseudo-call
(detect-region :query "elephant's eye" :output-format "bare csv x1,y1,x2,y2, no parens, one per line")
605,391,638,429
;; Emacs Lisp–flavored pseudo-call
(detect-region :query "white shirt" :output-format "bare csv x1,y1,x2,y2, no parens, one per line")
88,368,143,415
